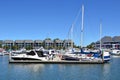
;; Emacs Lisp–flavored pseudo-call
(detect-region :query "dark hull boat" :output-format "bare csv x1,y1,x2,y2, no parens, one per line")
61,55,79,61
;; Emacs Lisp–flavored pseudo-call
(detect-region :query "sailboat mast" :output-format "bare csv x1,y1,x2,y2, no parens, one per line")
81,5,84,48
100,23,102,50
71,24,74,48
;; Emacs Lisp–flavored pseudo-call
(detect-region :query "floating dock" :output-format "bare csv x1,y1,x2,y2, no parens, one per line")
9,53,105,64
9,60,104,64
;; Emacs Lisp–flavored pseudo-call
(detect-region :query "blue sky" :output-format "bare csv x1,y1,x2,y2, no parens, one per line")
0,0,120,46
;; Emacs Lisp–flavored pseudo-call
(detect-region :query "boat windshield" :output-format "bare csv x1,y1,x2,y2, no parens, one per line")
36,51,45,57
27,51,36,55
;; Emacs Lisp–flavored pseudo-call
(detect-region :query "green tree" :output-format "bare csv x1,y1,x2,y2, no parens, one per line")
44,38,53,49
86,42,95,49
12,45,18,50
3,46,9,50
73,45,81,48
0,44,2,48
45,38,51,40
53,38,60,49
53,38,59,42
26,45,33,50
39,43,43,47
48,46,53,49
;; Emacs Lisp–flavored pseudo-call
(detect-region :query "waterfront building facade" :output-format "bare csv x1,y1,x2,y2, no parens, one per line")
54,39,64,49
3,40,14,50
0,40,3,44
64,39,73,48
95,36,120,49
24,40,34,49
1,39,73,50
34,40,43,48
0,40,3,45
0,40,3,48
14,40,24,49
44,39,54,49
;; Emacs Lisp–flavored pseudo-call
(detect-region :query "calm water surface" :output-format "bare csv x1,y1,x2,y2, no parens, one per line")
0,56,120,80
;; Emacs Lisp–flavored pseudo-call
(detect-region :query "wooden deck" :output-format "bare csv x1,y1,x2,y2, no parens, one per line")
9,60,104,64
9,53,105,64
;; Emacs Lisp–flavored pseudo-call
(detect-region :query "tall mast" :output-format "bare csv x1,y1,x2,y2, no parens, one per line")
81,4,84,48
100,23,102,50
71,24,74,48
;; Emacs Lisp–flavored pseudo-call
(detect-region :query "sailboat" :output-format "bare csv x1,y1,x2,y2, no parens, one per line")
79,5,111,63
100,23,111,62
61,5,84,61
62,4,110,63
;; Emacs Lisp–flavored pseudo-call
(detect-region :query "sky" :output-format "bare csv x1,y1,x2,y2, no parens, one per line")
0,0,120,46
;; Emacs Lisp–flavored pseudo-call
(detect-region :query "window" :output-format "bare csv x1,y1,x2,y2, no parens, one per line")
27,51,35,55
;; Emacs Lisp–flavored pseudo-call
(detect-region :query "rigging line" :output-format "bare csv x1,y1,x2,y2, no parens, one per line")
65,6,82,47
68,6,82,39
73,6,81,25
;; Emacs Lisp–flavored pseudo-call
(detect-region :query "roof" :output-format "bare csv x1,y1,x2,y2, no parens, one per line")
96,36,120,44
15,40,24,43
54,40,63,43
24,40,34,43
44,40,53,43
64,39,73,43
34,40,43,43
4,40,14,43
101,36,113,42
112,36,120,42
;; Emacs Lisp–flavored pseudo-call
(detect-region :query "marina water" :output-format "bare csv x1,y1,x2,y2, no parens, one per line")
0,56,120,80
